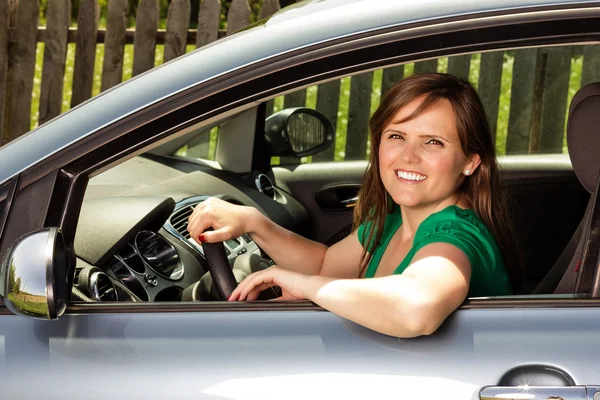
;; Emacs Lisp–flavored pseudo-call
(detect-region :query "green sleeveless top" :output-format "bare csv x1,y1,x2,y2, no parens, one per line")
357,205,512,297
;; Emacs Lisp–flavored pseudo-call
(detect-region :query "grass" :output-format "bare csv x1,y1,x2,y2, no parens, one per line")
30,45,584,162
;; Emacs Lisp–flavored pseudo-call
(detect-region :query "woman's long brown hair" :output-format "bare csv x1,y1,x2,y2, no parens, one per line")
353,73,520,292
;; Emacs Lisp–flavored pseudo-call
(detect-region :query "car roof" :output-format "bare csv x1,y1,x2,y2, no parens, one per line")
0,0,596,185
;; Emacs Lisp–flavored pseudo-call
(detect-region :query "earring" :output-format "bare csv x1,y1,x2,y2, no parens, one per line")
465,169,471,175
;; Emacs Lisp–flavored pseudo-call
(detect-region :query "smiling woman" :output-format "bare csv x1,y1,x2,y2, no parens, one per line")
187,72,516,338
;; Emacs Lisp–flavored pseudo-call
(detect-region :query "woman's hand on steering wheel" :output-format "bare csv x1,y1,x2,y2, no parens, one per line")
228,266,307,301
187,197,256,244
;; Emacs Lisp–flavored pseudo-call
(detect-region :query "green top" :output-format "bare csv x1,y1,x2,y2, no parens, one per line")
357,205,512,297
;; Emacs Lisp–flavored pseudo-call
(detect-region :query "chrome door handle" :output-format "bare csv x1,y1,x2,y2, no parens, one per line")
480,385,600,399
340,196,358,207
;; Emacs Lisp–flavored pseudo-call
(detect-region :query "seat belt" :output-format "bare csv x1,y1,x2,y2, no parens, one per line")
532,199,592,294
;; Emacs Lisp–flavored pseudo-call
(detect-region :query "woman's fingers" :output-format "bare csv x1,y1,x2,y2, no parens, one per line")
186,197,249,244
230,269,275,301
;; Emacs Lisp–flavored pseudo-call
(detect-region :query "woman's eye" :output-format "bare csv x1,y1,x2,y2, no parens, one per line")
426,139,443,146
389,133,403,140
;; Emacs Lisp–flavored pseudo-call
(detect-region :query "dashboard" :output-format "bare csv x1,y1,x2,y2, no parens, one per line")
72,154,309,302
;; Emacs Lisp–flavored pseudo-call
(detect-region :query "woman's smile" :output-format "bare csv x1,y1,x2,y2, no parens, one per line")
396,169,427,183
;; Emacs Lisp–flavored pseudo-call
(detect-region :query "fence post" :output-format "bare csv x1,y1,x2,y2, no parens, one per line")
39,0,71,125
227,0,250,35
581,45,600,87
538,46,572,153
505,48,538,154
413,59,438,74
101,0,127,91
259,0,279,20
478,51,504,141
4,0,38,140
196,0,220,48
258,0,280,117
71,0,98,107
164,0,190,63
132,0,158,77
447,54,471,80
381,65,404,98
0,0,9,144
313,79,341,162
345,71,373,160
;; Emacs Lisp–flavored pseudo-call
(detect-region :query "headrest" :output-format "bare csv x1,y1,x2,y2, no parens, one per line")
568,82,600,193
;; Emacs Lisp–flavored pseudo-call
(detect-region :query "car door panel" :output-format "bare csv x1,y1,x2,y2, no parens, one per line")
1,303,599,399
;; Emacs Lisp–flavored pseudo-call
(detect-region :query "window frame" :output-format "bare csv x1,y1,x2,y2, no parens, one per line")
4,7,600,315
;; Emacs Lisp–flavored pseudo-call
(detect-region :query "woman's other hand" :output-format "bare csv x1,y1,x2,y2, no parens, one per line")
187,197,258,244
228,266,308,301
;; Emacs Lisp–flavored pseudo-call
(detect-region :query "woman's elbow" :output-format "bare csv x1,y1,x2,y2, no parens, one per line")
391,297,449,337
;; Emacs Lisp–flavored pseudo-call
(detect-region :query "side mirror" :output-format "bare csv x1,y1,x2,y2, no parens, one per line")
264,107,333,158
0,228,73,320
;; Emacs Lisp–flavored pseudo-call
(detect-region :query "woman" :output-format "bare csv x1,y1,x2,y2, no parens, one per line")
187,73,518,338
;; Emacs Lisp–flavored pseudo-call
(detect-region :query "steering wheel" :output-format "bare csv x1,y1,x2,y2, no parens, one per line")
202,240,238,300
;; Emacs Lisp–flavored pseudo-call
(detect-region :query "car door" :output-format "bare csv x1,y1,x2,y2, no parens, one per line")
2,3,600,400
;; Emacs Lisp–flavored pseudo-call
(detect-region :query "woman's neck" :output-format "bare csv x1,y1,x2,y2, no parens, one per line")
399,197,460,237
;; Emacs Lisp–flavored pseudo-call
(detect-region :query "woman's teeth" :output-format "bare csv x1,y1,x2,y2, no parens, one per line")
397,170,427,181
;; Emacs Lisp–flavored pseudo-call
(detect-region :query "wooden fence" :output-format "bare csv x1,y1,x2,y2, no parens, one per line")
1,0,600,161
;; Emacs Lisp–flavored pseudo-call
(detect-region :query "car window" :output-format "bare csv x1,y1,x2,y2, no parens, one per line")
272,44,595,165
174,125,220,161
70,41,596,306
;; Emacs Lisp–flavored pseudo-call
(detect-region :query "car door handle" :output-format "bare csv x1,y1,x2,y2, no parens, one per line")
340,196,358,207
480,385,600,399
315,184,361,211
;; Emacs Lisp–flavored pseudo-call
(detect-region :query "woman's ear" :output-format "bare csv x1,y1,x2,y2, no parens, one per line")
464,153,481,176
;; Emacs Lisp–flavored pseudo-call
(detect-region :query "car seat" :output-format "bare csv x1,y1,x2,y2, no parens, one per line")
533,82,600,294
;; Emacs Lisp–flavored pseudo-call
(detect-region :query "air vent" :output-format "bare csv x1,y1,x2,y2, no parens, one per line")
90,272,118,302
255,174,275,199
168,204,195,239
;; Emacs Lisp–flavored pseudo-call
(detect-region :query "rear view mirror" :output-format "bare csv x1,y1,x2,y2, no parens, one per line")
265,107,333,157
0,228,73,320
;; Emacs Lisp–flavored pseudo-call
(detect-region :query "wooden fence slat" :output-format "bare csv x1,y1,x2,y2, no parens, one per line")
0,1,9,144
478,51,504,140
447,54,471,80
413,59,438,74
527,49,546,154
190,0,221,159
70,0,98,107
196,0,220,48
345,71,373,160
313,79,341,162
101,0,127,91
164,0,190,63
257,0,280,116
581,45,600,87
283,89,306,109
4,0,38,140
227,0,250,36
132,0,159,77
538,46,572,153
38,0,70,125
381,65,404,99
258,0,280,19
505,48,538,154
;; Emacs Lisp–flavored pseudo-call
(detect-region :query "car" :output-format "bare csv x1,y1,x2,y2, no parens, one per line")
1,0,600,398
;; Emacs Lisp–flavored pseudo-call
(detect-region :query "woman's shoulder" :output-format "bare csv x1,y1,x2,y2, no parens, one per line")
416,205,493,243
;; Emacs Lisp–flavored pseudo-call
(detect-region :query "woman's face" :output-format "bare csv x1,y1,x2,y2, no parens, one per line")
378,96,480,211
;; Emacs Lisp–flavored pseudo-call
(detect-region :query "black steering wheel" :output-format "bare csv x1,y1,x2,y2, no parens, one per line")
202,240,238,300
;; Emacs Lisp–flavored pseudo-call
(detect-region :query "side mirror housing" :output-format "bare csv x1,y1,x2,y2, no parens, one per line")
0,228,74,320
264,107,333,158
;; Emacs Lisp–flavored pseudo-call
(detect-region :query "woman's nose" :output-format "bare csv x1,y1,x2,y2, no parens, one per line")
401,141,421,163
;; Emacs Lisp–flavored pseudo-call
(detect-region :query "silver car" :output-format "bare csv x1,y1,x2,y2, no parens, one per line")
1,0,600,399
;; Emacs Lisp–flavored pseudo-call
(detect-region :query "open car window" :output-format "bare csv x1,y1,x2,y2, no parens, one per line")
69,41,597,305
